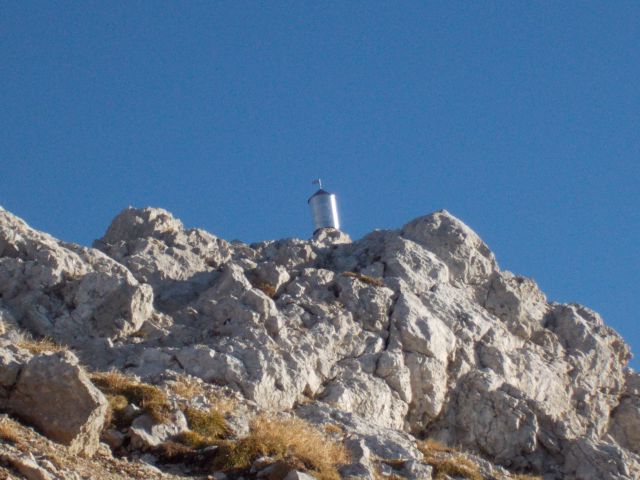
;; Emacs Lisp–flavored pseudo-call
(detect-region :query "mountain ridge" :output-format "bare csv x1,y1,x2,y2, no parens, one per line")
0,205,637,480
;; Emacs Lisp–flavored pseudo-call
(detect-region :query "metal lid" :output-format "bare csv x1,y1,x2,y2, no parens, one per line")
307,188,332,203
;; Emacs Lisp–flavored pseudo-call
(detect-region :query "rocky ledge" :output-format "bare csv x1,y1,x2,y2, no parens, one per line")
0,205,637,480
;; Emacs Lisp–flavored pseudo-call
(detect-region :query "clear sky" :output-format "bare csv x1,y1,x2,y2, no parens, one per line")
1,2,638,368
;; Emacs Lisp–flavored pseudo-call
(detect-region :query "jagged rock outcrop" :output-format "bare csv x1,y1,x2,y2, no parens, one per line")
0,207,153,345
93,207,233,311
0,204,638,479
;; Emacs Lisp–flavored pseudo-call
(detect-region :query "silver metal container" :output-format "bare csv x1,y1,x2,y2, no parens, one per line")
308,186,340,232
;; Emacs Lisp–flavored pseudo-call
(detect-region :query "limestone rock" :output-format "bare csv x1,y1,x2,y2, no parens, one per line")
7,350,107,456
283,471,317,480
0,340,32,400
128,410,188,450
563,438,640,480
250,261,291,295
401,210,497,287
0,453,53,480
252,238,317,270
391,290,456,362
312,227,352,247
484,271,548,339
609,369,640,455
432,371,539,468
94,207,233,311
0,208,153,344
0,205,636,480
382,236,449,295
320,365,408,429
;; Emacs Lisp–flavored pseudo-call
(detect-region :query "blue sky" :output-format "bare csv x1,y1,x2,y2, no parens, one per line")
1,2,638,368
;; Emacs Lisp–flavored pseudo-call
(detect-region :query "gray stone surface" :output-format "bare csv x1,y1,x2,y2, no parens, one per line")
0,205,637,479
7,350,107,456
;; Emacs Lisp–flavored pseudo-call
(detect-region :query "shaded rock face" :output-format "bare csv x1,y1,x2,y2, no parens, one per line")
609,370,640,456
0,205,638,479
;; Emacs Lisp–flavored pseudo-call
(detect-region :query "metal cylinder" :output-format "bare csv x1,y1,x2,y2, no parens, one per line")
308,189,340,231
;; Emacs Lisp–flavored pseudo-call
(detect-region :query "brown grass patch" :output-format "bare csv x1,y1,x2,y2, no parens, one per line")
510,475,543,480
417,440,482,480
420,438,453,454
0,418,23,446
103,394,129,429
182,406,230,441
169,375,206,399
153,440,196,463
250,279,278,299
217,414,348,480
174,430,211,449
90,370,172,424
17,337,67,354
170,375,236,416
211,395,236,417
380,458,407,469
323,423,344,436
341,271,384,287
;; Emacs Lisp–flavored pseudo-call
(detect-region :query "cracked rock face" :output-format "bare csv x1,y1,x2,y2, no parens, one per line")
0,205,638,479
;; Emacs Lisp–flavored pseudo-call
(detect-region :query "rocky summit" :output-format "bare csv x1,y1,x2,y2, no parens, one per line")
0,205,637,480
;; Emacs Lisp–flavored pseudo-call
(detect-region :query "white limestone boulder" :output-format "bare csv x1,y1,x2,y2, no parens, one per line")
401,210,497,288
7,350,107,456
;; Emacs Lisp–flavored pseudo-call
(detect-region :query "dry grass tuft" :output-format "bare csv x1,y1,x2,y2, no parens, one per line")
91,370,172,424
210,394,236,417
17,337,67,354
217,414,348,480
417,439,483,480
174,430,211,449
170,375,236,416
182,406,230,441
90,370,131,391
341,271,384,287
380,458,407,469
420,438,453,454
0,418,23,446
103,394,129,429
251,279,278,299
153,440,196,463
510,475,543,480
323,423,344,436
169,375,206,399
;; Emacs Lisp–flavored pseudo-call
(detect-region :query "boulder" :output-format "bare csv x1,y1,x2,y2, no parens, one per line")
320,366,408,429
311,227,352,247
401,210,497,287
128,410,188,450
7,350,107,456
283,471,317,480
0,340,32,400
